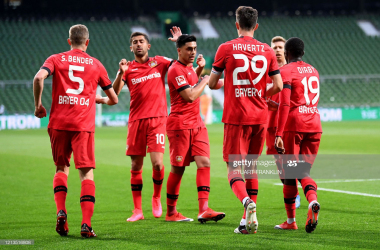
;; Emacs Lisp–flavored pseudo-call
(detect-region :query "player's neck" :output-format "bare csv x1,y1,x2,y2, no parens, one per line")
135,54,149,64
178,58,192,67
71,46,87,52
238,30,254,38
288,57,303,63
277,59,286,67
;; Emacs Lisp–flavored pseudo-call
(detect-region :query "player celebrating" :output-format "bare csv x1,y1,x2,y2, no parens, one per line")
112,28,182,222
208,6,283,234
33,24,118,238
165,34,225,223
266,36,301,209
274,37,322,233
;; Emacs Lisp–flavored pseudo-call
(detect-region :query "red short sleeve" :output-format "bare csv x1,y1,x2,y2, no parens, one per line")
212,44,226,71
268,49,279,76
280,67,292,85
168,66,190,91
157,56,174,69
97,62,112,90
41,55,55,76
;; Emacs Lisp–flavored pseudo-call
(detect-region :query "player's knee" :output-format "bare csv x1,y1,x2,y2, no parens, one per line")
56,165,69,175
197,159,210,168
79,167,94,181
151,160,164,171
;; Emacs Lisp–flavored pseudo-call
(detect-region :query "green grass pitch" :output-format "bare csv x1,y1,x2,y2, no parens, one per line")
0,121,379,249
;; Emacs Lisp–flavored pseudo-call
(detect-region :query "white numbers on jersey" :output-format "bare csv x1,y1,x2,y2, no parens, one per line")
232,54,268,86
301,76,320,105
67,65,85,95
156,134,165,144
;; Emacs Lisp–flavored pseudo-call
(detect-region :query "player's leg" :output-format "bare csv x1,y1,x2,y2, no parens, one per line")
127,155,145,221
165,130,193,222
267,127,285,184
48,128,71,236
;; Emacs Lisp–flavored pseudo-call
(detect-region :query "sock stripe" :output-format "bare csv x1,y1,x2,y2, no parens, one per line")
197,186,210,192
167,193,179,200
284,197,296,204
152,178,163,185
131,184,143,191
229,177,245,188
246,189,258,196
80,195,95,203
54,185,67,194
304,184,317,196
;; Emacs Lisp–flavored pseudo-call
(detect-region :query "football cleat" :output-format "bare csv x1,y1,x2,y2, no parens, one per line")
274,221,298,230
127,209,144,222
244,200,258,234
165,212,194,222
305,202,320,233
197,208,225,223
56,210,69,236
152,197,162,218
80,223,97,238
234,225,249,234
296,195,301,209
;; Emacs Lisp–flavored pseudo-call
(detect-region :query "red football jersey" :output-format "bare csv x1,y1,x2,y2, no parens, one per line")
266,74,280,129
167,61,204,130
276,61,322,136
213,36,279,125
41,49,112,132
122,56,172,122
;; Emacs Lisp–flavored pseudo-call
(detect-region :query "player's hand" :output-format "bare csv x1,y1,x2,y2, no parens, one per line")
266,98,279,111
196,54,206,68
201,75,210,85
168,26,182,42
274,136,285,154
95,94,105,104
119,59,130,73
34,105,47,118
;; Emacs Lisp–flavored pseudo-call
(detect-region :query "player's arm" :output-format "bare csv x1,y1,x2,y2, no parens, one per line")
275,82,291,154
266,74,283,96
33,69,48,118
113,59,130,95
194,54,205,79
96,88,118,105
208,67,224,89
179,75,210,103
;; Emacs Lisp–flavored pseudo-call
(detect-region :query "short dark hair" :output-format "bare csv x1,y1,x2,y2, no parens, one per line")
69,24,89,46
236,6,258,31
285,37,304,58
176,34,196,48
130,32,149,45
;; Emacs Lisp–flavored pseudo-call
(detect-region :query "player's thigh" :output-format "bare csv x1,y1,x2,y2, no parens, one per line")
48,128,73,167
300,132,322,165
126,119,148,156
71,131,95,169
223,124,250,162
266,127,278,155
147,116,167,154
191,126,210,159
283,131,302,155
248,123,267,155
167,129,191,167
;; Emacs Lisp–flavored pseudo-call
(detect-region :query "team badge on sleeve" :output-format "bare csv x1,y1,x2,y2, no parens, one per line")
175,76,187,86
149,60,158,68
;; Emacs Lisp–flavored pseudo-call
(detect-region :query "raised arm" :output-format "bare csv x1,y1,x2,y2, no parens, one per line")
168,26,182,42
112,59,130,95
33,69,49,118
179,75,210,103
194,54,205,79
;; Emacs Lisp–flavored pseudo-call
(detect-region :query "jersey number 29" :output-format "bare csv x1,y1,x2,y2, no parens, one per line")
232,54,267,86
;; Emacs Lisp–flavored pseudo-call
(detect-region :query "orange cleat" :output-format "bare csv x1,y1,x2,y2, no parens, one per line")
197,208,225,223
165,212,193,222
152,197,162,218
127,209,144,222
305,202,320,233
80,223,97,238
274,221,298,230
56,210,69,236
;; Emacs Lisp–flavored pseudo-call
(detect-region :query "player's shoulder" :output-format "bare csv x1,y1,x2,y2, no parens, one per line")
168,61,184,74
154,55,173,63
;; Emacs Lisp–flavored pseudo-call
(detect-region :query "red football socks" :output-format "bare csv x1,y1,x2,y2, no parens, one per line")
130,170,143,211
245,173,258,204
166,172,183,216
197,167,210,213
80,179,95,227
300,177,318,203
53,172,68,214
283,184,298,219
228,171,248,202
152,167,165,198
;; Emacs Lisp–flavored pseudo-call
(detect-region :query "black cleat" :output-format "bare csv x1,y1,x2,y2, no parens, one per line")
56,210,69,236
234,225,249,234
81,223,97,238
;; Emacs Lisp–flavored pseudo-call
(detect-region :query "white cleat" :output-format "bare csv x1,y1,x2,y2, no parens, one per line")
245,201,258,234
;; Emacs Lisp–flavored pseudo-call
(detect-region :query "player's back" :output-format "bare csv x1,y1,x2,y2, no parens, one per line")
213,36,279,125
44,49,111,132
280,61,322,133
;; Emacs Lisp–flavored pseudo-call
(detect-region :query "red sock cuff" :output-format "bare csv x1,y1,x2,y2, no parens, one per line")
283,184,298,198
53,172,68,187
152,167,165,180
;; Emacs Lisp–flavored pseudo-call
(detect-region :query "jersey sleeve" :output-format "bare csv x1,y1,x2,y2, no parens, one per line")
97,62,112,90
268,48,280,77
212,44,226,72
280,67,292,88
41,55,55,76
157,56,174,69
168,66,190,93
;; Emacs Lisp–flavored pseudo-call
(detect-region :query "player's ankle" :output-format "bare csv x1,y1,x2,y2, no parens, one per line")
287,218,296,224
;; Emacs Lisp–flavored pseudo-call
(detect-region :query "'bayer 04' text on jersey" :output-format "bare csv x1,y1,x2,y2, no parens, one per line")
277,61,322,135
167,61,205,131
213,36,279,125
41,49,112,132
122,56,173,122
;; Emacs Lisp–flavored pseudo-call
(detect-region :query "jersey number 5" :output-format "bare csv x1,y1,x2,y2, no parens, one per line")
67,65,84,95
232,54,267,85
301,76,320,105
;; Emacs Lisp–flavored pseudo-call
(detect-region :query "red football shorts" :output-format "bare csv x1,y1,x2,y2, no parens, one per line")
283,131,322,165
266,126,278,155
126,116,167,156
48,128,95,169
167,126,210,167
223,123,267,162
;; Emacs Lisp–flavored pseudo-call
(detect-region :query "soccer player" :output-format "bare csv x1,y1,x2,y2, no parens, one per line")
208,6,283,234
112,28,182,222
266,36,301,209
33,24,118,238
165,34,225,223
274,37,322,233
